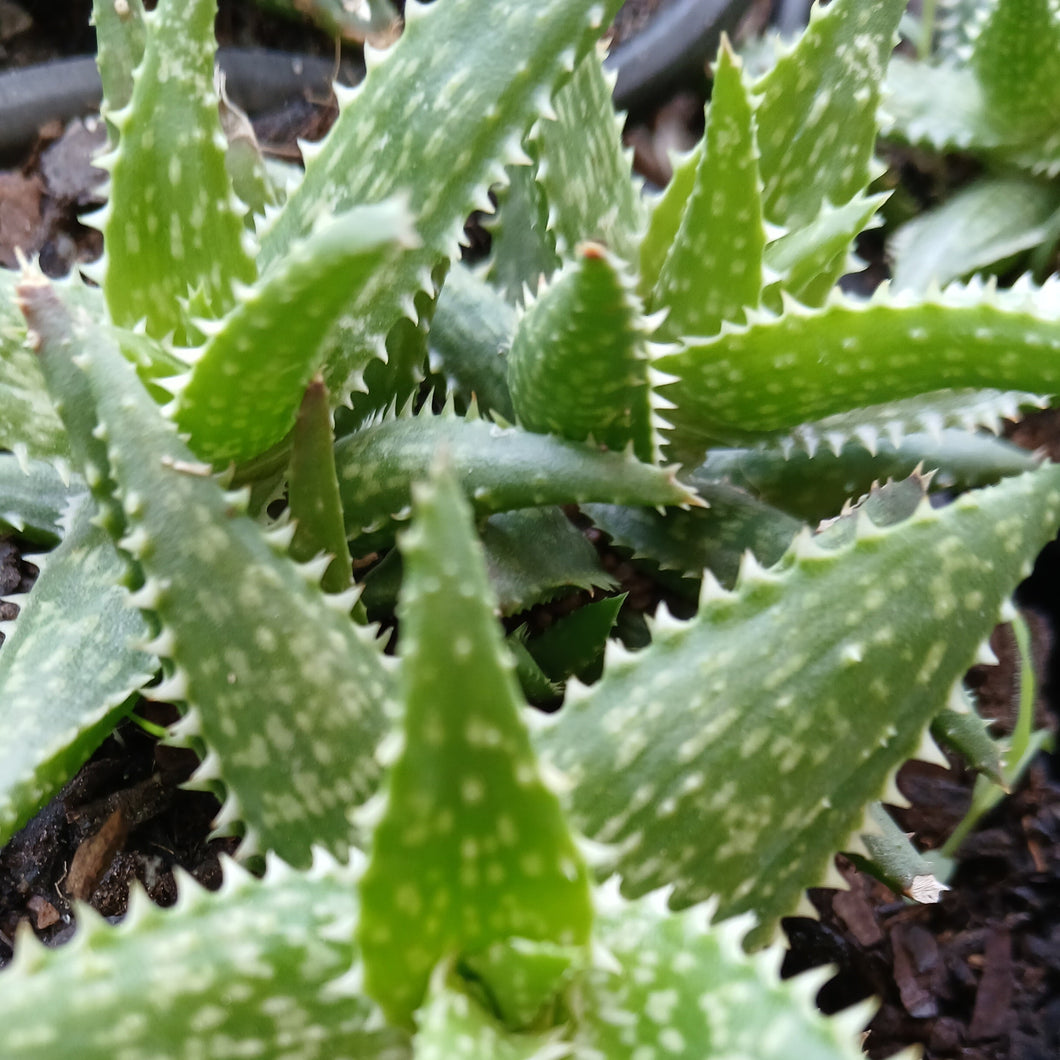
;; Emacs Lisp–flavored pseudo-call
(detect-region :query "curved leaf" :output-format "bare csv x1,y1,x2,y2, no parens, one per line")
537,462,1060,942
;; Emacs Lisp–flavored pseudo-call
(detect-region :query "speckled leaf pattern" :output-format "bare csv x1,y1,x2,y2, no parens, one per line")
639,147,699,301
571,886,871,1060
754,0,905,228
334,413,697,546
767,387,1045,460
259,0,624,401
972,0,1060,140
653,42,764,338
0,853,411,1060
21,279,394,867
659,280,1060,452
537,463,1060,943
0,495,155,849
97,0,255,340
508,244,659,461
170,199,415,464
358,468,592,1025
0,454,79,543
462,938,579,1030
534,47,644,264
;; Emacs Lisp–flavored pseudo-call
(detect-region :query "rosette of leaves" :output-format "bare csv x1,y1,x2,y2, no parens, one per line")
1,0,1060,1055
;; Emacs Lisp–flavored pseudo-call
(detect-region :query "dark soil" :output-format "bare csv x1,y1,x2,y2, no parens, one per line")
1,3,1059,1059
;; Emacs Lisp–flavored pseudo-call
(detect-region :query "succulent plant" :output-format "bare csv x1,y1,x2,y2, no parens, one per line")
1,0,1059,1055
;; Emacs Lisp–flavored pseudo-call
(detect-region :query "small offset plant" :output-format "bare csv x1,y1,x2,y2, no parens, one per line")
2,0,1060,1055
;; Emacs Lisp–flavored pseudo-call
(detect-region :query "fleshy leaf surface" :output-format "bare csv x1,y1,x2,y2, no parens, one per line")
480,507,615,615
259,0,624,402
97,0,255,339
537,463,1060,941
652,41,764,337
508,243,659,461
660,280,1060,453
335,413,698,545
533,46,644,264
170,199,415,464
288,377,355,596
571,886,871,1060
0,454,79,544
889,173,1060,291
971,0,1060,141
20,277,394,867
358,467,592,1025
428,263,517,421
753,0,905,228
0,495,155,848
0,853,410,1060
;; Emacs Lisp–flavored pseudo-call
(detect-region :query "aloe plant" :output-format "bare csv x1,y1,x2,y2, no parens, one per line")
0,0,1059,1055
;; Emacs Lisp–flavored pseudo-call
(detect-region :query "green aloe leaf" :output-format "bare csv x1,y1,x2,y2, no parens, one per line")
0,269,70,462
766,387,1045,460
584,480,802,585
487,153,558,307
20,276,394,867
526,593,627,685
0,454,79,544
428,264,517,422
358,466,592,1025
95,0,255,340
480,508,615,615
335,412,698,546
572,886,872,1059
259,0,624,403
652,40,764,337
536,462,1060,943
931,685,1005,786
754,0,905,228
508,243,661,461
659,279,1060,456
90,0,146,134
170,199,415,465
764,192,888,308
972,0,1060,142
0,853,410,1060
701,428,1039,525
288,377,355,598
639,146,699,300
889,173,1060,291
534,48,644,264
847,801,947,904
0,495,155,848
881,57,1000,154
